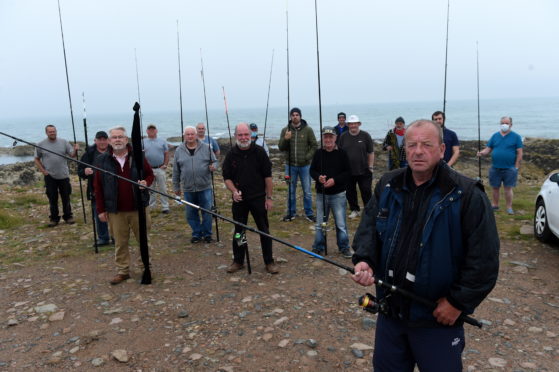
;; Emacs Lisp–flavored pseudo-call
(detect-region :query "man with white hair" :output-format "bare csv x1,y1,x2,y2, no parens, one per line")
338,115,375,219
94,126,154,285
173,126,218,243
222,123,278,274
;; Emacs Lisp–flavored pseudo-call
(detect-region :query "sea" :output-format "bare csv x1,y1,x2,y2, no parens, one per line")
1,96,557,165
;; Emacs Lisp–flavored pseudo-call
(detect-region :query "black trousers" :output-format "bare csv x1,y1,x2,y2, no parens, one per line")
346,171,373,212
231,196,273,265
44,175,73,222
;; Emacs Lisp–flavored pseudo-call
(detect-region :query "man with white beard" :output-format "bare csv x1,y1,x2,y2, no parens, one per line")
222,123,278,274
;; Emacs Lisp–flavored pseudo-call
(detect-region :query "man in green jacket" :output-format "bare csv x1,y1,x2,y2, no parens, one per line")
278,107,318,222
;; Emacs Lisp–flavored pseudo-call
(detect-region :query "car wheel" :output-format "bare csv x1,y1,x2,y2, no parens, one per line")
534,198,553,242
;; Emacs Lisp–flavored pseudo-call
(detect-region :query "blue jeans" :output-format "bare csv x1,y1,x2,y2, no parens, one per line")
285,164,313,217
312,192,349,252
184,189,212,238
92,200,110,241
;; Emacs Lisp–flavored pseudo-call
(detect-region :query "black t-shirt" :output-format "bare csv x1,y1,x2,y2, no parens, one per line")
338,130,374,175
222,143,272,201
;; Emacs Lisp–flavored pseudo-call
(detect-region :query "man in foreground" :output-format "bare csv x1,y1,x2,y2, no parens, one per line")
34,124,78,227
173,126,218,243
351,119,499,371
477,116,523,214
78,130,111,245
338,114,374,219
278,107,317,222
222,123,278,274
432,111,460,167
310,127,351,258
94,127,154,285
143,124,170,214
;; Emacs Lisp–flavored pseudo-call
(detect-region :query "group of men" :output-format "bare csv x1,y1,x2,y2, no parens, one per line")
34,108,520,370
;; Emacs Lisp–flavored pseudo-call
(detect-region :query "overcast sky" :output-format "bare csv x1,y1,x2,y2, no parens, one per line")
1,0,557,118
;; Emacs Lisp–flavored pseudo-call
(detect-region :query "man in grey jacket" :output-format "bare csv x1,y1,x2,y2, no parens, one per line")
173,126,218,243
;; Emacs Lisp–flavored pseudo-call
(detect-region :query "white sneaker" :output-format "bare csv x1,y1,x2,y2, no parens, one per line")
348,210,361,219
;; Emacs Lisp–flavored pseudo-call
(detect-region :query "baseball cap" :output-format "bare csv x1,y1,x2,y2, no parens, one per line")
95,131,108,139
322,126,336,135
249,123,258,130
347,115,360,123
147,124,157,129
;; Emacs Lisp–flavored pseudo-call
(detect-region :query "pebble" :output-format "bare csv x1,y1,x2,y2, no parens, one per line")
273,316,288,326
488,357,507,367
306,350,318,357
110,318,123,325
111,349,129,363
350,343,374,351
512,266,529,274
262,333,273,341
503,319,516,326
351,349,364,358
177,311,189,318
7,319,18,326
69,346,79,354
305,339,318,348
278,339,290,348
91,357,105,366
182,347,191,354
190,353,203,360
49,311,65,322
35,304,58,313
528,327,543,333
546,331,557,338
520,362,537,369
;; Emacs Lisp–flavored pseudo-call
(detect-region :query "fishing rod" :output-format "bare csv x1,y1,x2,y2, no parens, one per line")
131,103,151,284
476,41,482,180
442,0,450,114
199,49,221,242
0,129,483,328
314,0,328,255
176,20,185,137
262,49,274,145
134,48,144,131
222,86,233,148
56,0,87,223
81,92,98,253
285,0,293,218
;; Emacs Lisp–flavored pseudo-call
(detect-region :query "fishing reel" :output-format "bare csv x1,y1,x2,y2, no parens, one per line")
358,293,390,315
284,175,291,184
234,231,247,247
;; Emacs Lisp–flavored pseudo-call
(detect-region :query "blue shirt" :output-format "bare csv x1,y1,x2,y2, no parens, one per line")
443,127,459,163
202,136,220,155
487,131,523,168
142,137,168,167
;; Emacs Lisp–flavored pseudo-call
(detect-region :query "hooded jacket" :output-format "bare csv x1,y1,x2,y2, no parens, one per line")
172,140,218,193
278,119,318,167
352,161,499,326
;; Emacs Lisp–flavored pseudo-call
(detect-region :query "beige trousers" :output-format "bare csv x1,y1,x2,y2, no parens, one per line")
108,211,152,275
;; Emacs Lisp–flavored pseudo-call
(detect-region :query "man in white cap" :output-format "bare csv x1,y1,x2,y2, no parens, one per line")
338,115,375,219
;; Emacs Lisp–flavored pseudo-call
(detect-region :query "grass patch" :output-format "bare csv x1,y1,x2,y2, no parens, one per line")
0,210,23,229
0,194,47,209
492,184,540,240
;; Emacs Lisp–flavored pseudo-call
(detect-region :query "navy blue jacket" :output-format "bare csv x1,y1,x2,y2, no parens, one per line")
352,161,499,326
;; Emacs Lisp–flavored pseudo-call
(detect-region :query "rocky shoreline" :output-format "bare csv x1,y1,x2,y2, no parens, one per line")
0,138,557,186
